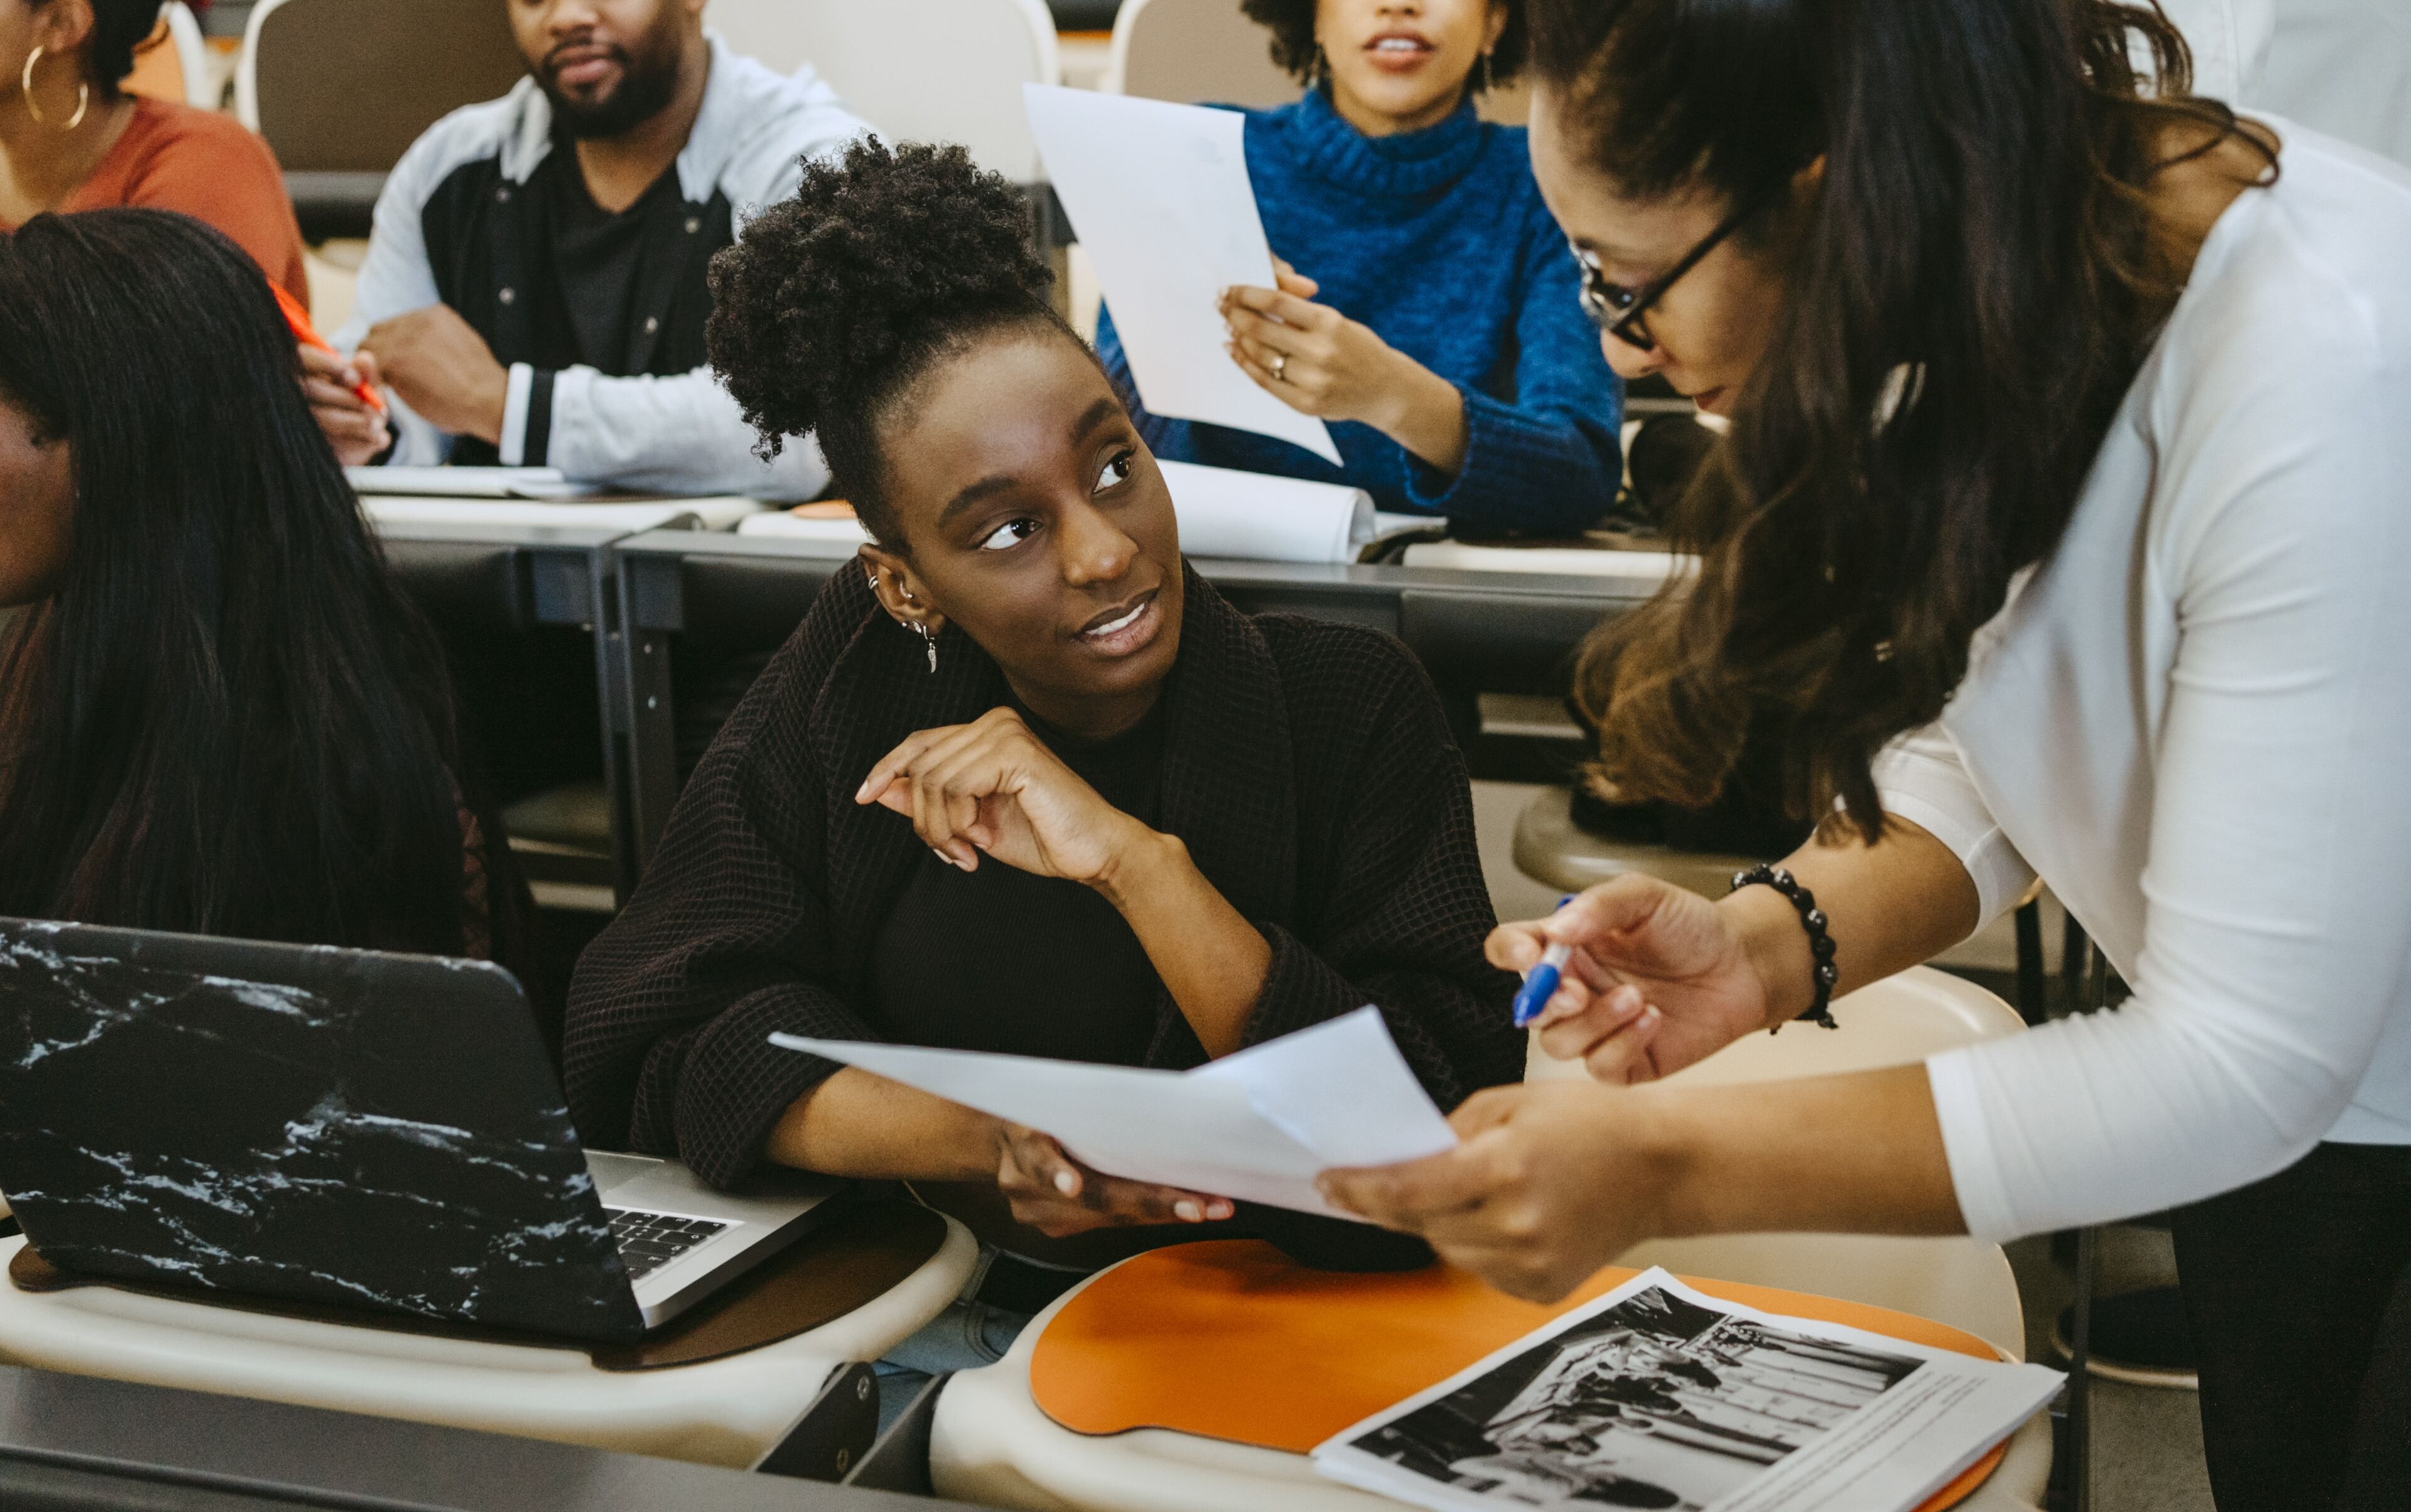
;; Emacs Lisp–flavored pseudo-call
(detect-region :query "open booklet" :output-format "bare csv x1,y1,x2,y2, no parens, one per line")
1316,1266,2060,1512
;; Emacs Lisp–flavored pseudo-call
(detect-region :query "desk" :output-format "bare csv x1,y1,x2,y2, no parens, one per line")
0,1364,990,1510
608,531,1659,877
0,1221,977,1470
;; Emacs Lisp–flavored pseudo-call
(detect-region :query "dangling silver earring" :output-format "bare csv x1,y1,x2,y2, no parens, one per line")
915,621,937,674
1311,42,1329,90
1481,48,1496,95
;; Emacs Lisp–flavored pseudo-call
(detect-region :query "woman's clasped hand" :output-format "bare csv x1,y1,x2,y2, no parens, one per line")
994,1122,1234,1239
856,705,1152,884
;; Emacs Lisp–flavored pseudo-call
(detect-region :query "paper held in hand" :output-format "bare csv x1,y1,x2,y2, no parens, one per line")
1024,85,1343,466
769,1006,1454,1219
1315,1266,2061,1512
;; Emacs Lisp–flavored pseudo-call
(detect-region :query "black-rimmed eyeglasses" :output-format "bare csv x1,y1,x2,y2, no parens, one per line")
1571,178,1792,352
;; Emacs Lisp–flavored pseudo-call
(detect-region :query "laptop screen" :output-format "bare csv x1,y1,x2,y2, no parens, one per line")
0,919,644,1343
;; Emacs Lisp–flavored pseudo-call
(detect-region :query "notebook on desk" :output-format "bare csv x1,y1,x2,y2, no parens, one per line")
0,919,839,1345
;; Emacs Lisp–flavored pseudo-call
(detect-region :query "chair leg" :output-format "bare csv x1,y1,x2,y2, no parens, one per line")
2014,899,2048,1027
2060,912,2090,1015
2066,1224,2096,1512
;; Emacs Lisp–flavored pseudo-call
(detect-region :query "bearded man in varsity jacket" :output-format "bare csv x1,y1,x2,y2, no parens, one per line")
307,0,867,498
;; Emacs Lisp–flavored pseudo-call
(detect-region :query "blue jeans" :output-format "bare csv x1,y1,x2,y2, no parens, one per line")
871,1246,1037,1436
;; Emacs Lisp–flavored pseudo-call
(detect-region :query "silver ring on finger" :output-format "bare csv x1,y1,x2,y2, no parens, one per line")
1270,352,1287,381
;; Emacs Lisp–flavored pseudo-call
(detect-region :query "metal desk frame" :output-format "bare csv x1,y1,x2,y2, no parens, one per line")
374,516,713,904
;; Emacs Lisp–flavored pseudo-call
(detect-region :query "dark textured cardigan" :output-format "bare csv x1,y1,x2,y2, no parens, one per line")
562,563,1523,1191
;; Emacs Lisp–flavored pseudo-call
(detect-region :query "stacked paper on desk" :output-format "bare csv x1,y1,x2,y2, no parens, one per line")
345,465,612,500
358,495,769,532
1163,460,1415,563
736,510,875,547
1316,1265,2061,1512
1400,540,1692,583
1025,85,1341,466
770,1006,1454,1219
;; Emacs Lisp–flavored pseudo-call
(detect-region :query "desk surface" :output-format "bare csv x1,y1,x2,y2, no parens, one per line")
0,1365,986,1511
373,519,637,551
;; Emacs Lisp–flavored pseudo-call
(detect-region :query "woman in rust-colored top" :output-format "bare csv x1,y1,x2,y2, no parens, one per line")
1,0,307,301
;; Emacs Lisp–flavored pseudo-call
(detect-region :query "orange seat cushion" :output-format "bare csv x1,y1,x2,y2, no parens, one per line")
1031,1240,2015,1511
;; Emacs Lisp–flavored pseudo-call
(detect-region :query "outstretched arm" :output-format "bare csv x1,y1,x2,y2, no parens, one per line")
1322,813,1982,1300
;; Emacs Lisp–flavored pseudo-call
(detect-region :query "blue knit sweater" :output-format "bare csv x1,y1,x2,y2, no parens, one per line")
1097,89,1623,533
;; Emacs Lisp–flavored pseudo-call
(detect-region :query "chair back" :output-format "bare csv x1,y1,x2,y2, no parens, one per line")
709,0,1060,182
124,3,213,107
236,0,527,172
1106,0,1297,107
1106,0,1527,121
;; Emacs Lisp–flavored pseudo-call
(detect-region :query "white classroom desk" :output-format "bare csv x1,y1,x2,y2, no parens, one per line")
360,495,771,532
0,1220,978,1469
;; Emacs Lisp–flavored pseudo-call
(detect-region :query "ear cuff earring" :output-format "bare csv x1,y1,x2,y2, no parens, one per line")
871,569,937,672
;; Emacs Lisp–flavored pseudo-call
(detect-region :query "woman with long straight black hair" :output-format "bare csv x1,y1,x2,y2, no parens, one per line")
0,208,527,969
1320,3,2411,1506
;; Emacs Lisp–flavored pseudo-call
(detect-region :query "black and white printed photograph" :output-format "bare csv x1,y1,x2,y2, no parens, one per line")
1336,1283,1927,1511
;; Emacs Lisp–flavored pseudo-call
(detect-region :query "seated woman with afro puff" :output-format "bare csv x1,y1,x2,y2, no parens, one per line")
563,140,1524,1378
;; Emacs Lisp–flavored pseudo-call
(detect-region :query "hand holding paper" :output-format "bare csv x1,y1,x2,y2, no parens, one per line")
770,1007,1454,1219
1024,85,1342,465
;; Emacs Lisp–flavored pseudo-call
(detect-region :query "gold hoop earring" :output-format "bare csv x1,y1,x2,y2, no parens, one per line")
20,46,89,131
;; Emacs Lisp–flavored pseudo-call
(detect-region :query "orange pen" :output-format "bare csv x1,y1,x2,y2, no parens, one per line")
273,282,386,414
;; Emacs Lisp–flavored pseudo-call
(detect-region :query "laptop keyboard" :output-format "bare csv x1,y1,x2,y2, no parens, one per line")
605,1207,730,1282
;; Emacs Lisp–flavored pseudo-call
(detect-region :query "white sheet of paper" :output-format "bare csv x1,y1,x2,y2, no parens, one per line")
1025,85,1341,465
770,1006,1453,1218
1161,460,1371,563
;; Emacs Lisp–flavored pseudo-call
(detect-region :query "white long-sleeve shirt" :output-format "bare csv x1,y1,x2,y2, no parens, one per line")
2161,0,2411,167
1875,121,2411,1242
333,34,865,499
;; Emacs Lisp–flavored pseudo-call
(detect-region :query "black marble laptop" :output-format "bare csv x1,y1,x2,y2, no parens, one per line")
0,919,834,1344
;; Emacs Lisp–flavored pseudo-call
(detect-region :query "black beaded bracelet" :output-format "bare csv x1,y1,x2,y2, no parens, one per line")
1730,864,1840,1032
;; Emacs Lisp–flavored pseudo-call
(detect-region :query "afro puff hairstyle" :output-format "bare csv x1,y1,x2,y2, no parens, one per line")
1241,0,1526,89
706,138,1080,548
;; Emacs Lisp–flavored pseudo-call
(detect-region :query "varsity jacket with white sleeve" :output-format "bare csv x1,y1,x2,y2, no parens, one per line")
334,35,866,499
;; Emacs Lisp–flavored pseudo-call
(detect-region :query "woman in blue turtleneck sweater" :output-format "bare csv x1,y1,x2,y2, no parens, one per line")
1095,0,1621,536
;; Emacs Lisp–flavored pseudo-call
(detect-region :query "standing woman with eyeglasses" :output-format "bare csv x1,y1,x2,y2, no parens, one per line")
1317,2,2411,1506
0,0,307,299
1094,0,1622,536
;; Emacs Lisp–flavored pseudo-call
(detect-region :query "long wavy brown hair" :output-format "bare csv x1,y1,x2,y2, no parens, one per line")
1529,0,2273,838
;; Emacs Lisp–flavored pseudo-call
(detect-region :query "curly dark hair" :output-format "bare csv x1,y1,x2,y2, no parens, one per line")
706,138,1076,546
1241,0,1526,89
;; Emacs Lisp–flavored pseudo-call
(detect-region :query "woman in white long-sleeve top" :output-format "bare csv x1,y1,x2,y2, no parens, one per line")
1317,3,2411,1508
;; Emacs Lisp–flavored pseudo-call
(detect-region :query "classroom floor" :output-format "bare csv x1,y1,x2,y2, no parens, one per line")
1465,779,2220,1512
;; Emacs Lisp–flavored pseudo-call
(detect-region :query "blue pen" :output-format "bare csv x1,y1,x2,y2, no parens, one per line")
1511,897,1578,1028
